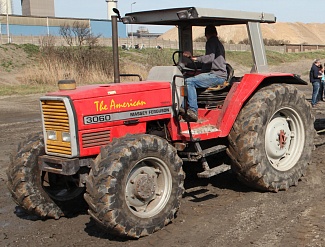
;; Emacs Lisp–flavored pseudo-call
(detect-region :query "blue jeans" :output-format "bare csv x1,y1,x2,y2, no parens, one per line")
312,81,320,106
318,80,325,101
184,73,226,112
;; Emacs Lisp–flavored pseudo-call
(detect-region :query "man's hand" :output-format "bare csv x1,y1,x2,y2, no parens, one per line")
183,51,192,58
183,51,197,61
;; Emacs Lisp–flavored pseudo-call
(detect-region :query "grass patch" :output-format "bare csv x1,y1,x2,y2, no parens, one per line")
120,48,175,68
0,46,8,51
0,84,57,96
3,43,325,96
20,44,40,57
1,60,13,72
226,51,254,67
266,50,325,65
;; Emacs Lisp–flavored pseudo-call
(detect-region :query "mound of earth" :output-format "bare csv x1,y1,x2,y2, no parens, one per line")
0,44,34,85
159,22,325,45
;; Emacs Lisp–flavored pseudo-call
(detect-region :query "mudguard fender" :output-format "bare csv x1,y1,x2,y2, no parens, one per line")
217,73,306,137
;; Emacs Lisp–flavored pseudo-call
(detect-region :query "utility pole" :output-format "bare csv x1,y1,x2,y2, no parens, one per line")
131,2,136,48
6,0,10,43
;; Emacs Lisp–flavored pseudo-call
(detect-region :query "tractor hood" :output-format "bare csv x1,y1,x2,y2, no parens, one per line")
40,80,174,158
45,81,171,100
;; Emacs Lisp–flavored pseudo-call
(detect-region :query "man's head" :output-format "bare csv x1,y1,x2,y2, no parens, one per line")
314,59,321,66
205,25,218,38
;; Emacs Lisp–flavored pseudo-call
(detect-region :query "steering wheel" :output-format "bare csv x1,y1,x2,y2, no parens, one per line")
172,50,197,76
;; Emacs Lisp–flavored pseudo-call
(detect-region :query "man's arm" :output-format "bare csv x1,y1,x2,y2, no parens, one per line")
312,66,321,79
183,37,223,63
195,37,222,64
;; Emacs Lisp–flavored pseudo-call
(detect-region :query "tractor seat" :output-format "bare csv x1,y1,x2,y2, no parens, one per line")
197,63,235,107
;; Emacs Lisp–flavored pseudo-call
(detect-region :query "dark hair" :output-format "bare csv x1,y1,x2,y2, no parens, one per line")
205,25,217,36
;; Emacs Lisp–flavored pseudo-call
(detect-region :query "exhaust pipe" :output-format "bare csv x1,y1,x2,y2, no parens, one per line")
111,14,120,83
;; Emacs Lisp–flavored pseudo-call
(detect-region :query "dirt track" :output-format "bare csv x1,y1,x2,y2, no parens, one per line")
2,85,325,247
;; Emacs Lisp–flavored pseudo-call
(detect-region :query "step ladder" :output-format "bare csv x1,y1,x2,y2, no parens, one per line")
180,108,231,178
194,142,231,178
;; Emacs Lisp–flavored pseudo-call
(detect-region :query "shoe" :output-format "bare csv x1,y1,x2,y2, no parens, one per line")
183,109,198,122
179,107,185,116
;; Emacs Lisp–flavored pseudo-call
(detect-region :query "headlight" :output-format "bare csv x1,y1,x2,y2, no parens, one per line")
47,130,57,140
62,132,71,142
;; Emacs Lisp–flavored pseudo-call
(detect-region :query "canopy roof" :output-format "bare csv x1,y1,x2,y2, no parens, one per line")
124,7,276,26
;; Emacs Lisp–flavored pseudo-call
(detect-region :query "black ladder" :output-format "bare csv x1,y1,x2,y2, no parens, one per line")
194,142,231,178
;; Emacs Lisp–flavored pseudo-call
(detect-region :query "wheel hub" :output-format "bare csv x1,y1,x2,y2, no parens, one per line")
125,158,173,218
278,129,287,149
264,107,305,172
265,115,291,160
126,166,159,208
134,174,156,200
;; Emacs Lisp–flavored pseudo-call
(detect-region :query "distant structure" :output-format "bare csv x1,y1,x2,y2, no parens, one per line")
22,0,55,17
129,26,162,38
0,0,13,14
106,0,117,20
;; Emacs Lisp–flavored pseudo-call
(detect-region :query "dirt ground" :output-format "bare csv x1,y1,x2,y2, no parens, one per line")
1,83,325,247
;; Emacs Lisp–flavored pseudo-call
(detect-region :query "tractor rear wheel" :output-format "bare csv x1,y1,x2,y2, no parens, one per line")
84,134,185,238
227,84,314,192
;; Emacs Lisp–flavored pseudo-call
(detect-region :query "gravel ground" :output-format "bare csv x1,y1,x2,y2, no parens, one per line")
1,83,325,247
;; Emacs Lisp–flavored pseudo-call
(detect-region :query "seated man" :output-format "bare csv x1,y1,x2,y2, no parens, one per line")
182,25,228,122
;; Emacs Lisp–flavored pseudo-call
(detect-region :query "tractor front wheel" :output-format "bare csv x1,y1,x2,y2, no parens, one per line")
84,134,185,238
7,133,63,219
7,132,86,219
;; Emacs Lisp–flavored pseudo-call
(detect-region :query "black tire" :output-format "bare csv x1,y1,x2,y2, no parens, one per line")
7,132,85,219
227,84,314,192
84,134,185,238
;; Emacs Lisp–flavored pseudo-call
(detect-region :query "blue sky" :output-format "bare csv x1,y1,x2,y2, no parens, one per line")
11,0,324,32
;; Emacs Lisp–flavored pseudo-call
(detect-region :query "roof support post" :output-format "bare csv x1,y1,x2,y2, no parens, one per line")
247,21,268,73
178,24,193,59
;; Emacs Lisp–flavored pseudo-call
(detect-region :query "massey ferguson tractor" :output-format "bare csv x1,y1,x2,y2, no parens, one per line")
7,7,314,238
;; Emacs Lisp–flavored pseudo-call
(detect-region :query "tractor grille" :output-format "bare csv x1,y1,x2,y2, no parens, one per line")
41,100,72,155
82,130,111,148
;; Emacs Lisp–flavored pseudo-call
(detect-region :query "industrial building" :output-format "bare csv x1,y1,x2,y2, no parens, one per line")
0,14,126,39
22,0,55,17
0,0,12,14
0,0,127,39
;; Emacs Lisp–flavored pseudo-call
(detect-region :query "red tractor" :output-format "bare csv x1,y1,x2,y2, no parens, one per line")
7,7,314,238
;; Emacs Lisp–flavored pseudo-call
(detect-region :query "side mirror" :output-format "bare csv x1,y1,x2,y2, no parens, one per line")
113,8,122,20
